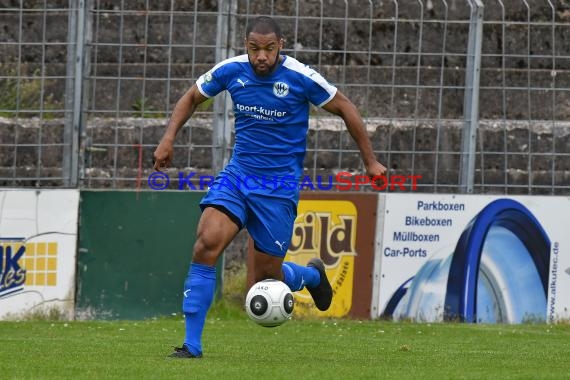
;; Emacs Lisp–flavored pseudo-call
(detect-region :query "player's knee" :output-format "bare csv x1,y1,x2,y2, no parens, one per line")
193,234,221,265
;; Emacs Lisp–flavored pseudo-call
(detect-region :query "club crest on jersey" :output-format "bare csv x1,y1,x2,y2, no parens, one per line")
273,82,289,97
203,71,213,83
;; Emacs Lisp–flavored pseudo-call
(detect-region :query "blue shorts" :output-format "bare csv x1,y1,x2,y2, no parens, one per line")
199,165,298,257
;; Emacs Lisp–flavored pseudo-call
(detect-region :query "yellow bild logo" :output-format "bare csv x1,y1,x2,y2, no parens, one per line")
285,200,357,317
0,240,58,298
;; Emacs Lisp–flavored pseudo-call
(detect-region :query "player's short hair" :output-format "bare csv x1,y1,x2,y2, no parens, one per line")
246,16,283,39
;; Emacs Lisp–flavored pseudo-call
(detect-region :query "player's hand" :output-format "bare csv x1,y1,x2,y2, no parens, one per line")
365,160,387,187
153,139,174,171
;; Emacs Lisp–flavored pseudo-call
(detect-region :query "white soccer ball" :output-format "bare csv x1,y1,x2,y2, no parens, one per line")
245,279,294,327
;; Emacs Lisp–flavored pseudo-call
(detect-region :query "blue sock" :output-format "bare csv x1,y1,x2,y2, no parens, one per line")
281,262,320,291
182,262,216,356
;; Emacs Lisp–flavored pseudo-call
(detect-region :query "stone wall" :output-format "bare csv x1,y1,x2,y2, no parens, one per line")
1,1,569,119
2,116,569,195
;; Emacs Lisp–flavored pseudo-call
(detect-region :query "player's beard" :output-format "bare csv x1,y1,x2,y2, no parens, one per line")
250,49,281,76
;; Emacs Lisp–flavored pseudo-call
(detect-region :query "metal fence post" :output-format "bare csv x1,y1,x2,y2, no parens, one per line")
64,0,89,188
459,0,484,193
212,0,236,299
212,0,236,175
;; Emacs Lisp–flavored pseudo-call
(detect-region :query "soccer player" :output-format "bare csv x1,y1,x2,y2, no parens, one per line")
153,16,386,358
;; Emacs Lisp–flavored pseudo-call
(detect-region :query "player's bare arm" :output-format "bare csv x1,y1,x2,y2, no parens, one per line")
153,85,208,171
322,91,387,178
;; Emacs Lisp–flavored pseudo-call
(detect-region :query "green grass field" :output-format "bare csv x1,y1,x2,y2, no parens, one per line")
1,302,569,380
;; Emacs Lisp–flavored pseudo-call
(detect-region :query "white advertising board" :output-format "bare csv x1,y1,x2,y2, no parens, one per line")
0,189,79,320
373,194,570,323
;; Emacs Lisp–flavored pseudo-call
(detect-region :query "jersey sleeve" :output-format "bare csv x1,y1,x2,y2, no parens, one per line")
196,66,226,98
304,67,338,107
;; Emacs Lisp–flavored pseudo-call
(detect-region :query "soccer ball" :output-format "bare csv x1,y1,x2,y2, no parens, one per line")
245,279,294,327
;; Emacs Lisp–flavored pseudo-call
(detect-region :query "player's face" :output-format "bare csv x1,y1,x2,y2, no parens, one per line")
245,32,283,76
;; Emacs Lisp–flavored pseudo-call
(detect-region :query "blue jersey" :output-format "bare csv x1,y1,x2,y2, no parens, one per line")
196,54,337,179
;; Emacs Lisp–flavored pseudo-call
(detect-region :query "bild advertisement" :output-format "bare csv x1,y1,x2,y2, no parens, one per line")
374,194,569,323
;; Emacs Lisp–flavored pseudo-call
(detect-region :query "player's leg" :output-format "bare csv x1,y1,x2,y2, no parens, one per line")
176,207,240,358
252,249,284,281
172,168,247,359
247,194,332,311
251,245,318,292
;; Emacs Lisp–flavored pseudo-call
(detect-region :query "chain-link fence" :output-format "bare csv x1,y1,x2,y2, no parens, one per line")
1,0,569,194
